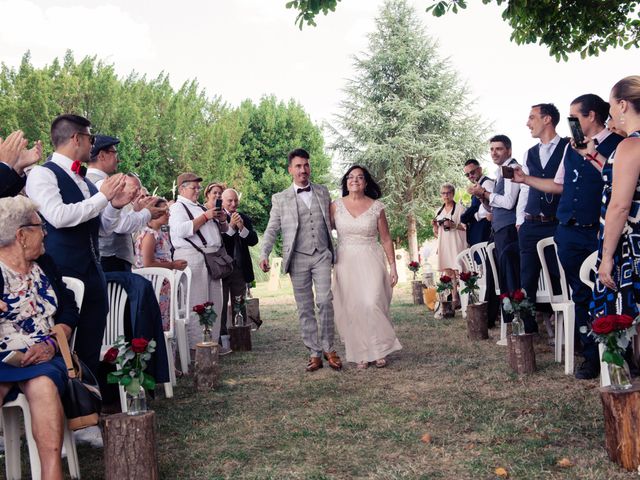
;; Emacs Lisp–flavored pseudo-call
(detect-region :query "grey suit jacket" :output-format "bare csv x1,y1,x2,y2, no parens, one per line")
260,183,334,273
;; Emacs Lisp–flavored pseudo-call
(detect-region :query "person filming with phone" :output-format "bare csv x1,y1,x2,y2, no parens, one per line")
169,173,230,355
0,196,79,479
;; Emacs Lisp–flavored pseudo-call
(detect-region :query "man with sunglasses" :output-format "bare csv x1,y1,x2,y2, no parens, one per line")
25,114,134,381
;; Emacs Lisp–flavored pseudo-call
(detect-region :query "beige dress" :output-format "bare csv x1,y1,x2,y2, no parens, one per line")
434,202,467,271
332,198,402,363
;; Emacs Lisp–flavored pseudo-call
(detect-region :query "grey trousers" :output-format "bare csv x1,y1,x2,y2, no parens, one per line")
289,248,335,357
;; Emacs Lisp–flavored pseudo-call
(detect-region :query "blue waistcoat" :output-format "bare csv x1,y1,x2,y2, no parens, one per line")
492,159,519,233
556,132,624,225
524,138,569,217
41,162,101,275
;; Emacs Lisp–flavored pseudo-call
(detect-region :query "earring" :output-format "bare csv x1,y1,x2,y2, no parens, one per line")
620,114,625,125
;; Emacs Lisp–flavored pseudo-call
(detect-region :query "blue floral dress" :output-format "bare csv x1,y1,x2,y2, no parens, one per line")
590,132,640,317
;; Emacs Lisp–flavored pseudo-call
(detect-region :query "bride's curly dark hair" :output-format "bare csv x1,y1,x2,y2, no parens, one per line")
340,165,382,199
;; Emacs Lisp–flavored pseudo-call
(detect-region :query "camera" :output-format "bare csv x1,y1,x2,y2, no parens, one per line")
437,218,451,231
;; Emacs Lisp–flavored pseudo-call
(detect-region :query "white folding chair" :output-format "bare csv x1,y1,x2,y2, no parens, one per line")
101,281,129,413
131,267,176,397
537,237,575,374
174,267,192,373
455,248,473,318
485,243,507,346
469,242,489,302
578,251,610,386
2,277,84,480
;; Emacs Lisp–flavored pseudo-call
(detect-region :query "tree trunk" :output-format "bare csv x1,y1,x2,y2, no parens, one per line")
600,384,640,470
194,343,219,392
407,212,419,262
229,325,252,351
507,334,537,374
466,303,489,340
103,412,159,480
411,280,424,305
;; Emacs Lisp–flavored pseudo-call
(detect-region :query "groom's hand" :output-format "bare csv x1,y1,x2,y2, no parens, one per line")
259,258,270,272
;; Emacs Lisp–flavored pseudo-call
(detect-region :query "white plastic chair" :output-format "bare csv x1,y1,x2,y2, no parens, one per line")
131,267,176,397
485,243,507,346
536,237,575,374
101,281,128,413
578,251,611,386
469,242,489,302
455,248,473,318
2,277,84,480
173,267,192,373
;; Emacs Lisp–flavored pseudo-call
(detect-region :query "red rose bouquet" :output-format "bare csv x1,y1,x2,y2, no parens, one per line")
105,335,157,396
582,314,639,367
500,289,535,335
408,261,420,280
459,271,480,304
436,274,453,294
193,301,217,328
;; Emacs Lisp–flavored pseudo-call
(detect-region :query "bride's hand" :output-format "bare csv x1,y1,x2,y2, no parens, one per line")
389,265,398,287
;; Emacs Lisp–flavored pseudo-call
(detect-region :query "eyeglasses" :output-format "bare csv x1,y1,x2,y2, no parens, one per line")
346,175,365,181
185,186,201,192
105,148,118,156
19,223,47,233
76,132,96,145
464,166,480,178
440,191,453,195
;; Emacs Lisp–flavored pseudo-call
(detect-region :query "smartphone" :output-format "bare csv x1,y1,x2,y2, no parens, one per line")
2,350,24,367
568,116,587,149
501,165,514,179
215,198,222,210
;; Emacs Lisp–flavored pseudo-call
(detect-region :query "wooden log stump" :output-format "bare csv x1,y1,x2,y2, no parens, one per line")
103,411,158,480
466,303,489,340
229,325,252,351
246,298,261,326
441,301,455,318
194,342,219,392
411,280,425,305
600,383,640,470
507,333,536,374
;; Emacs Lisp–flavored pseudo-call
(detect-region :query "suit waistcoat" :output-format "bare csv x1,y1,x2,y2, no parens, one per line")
99,205,135,265
293,192,330,255
524,138,568,217
492,159,518,233
41,162,101,275
557,132,624,225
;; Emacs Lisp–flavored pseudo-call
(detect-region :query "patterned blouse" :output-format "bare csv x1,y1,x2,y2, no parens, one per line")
134,227,172,268
0,261,58,351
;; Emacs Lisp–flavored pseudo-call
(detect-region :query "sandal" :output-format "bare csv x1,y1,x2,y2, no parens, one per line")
357,361,368,370
375,358,387,368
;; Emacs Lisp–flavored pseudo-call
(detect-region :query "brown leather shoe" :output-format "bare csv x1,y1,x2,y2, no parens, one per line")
306,356,323,372
323,351,343,370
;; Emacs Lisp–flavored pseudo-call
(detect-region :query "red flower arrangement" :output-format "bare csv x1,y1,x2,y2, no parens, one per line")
192,301,217,328
105,336,157,395
500,289,534,315
459,271,480,304
408,261,420,280
436,275,453,294
583,314,638,367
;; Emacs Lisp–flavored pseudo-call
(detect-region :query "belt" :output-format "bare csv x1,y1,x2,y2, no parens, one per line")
524,214,557,223
565,218,596,228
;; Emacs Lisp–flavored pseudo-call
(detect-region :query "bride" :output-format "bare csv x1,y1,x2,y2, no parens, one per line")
330,165,402,369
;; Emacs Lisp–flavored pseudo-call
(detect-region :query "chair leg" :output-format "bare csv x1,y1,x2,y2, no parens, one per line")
119,385,128,413
554,312,563,363
63,423,80,479
164,333,177,387
21,399,42,480
2,407,23,480
176,318,190,374
460,291,468,319
564,309,575,375
496,312,507,346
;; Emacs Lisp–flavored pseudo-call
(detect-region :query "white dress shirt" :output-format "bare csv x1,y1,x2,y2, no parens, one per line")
224,209,250,239
169,195,228,249
293,183,312,209
554,128,612,184
489,159,520,211
516,135,562,225
86,167,107,185
25,153,120,235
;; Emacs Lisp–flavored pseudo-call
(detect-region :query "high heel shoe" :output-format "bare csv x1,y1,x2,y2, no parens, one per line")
357,361,368,370
375,358,387,368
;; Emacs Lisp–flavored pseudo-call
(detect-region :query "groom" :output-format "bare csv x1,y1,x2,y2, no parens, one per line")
260,148,342,372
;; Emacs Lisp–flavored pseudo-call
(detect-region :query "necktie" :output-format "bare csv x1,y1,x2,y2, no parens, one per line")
71,160,86,178
297,186,311,194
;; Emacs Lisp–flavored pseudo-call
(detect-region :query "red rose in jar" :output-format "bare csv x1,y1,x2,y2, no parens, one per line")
613,314,634,330
204,301,214,308
103,347,119,363
131,338,149,353
193,304,205,315
440,275,452,283
499,293,509,300
460,272,472,282
592,316,616,335
512,289,525,302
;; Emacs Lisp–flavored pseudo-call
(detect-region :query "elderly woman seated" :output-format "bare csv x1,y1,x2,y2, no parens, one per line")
0,196,78,480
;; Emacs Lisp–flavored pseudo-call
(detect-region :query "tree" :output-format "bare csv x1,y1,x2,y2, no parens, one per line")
330,0,487,260
287,0,640,61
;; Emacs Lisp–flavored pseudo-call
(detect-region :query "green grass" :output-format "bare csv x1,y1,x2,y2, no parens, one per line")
11,281,638,479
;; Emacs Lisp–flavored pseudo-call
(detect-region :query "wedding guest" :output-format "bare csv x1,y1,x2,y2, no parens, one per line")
0,196,78,479
0,130,42,198
432,183,466,308
331,165,401,369
204,182,226,210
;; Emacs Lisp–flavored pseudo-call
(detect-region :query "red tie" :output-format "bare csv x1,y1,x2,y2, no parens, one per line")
71,160,85,177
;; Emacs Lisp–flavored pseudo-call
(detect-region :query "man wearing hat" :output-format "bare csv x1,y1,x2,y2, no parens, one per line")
169,172,231,352
87,134,165,272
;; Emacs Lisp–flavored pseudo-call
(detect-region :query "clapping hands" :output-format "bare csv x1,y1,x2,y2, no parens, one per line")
0,131,43,174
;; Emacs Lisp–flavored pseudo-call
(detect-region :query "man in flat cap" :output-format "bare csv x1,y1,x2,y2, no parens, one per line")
169,173,230,353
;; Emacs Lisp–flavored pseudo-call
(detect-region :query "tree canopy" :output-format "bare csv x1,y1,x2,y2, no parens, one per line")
0,51,330,232
286,0,640,61
330,0,488,260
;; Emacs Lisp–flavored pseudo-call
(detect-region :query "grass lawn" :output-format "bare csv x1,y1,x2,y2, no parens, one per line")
54,281,637,478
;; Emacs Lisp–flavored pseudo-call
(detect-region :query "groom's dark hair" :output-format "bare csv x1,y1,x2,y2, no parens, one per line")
341,165,382,199
287,148,310,165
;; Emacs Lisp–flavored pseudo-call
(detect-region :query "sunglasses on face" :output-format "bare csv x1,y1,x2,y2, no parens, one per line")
76,132,96,145
464,166,479,178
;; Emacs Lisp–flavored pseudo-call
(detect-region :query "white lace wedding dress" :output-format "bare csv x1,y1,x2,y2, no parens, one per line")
332,198,402,363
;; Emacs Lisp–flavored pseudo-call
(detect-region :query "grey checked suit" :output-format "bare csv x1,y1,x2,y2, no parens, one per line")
261,183,336,356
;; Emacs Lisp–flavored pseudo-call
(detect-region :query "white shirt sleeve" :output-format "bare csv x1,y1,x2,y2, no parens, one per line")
25,165,110,228
99,204,123,236
168,202,195,239
515,157,529,226
113,209,151,234
476,178,495,221
489,178,520,210
554,144,570,185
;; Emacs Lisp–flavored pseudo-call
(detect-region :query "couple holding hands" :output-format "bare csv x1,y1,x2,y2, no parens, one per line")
260,149,402,371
